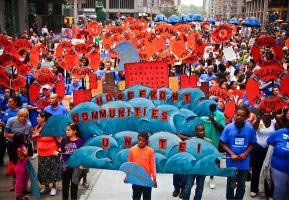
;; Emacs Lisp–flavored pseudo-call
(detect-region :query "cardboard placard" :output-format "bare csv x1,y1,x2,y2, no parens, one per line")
180,74,198,89
125,61,169,89
89,74,98,89
91,80,103,97
118,80,126,91
223,46,237,61
169,77,179,92
73,90,92,106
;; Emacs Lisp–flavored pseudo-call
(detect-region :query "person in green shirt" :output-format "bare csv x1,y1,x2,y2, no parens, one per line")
201,102,226,189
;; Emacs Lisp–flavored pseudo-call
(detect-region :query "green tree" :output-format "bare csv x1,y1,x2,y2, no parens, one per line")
161,6,179,17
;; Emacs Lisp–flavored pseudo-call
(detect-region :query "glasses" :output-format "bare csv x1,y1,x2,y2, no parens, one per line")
19,115,28,118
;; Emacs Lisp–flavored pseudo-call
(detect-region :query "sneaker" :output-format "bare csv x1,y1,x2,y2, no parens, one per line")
172,189,180,197
179,190,184,199
16,195,24,200
22,190,32,195
82,179,89,188
9,185,15,191
30,153,38,160
209,178,216,189
250,192,257,197
40,186,49,194
50,187,57,196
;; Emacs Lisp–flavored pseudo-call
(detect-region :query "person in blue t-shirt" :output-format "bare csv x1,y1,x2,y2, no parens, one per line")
2,96,22,124
267,128,289,200
0,96,22,165
220,104,256,200
199,66,216,82
65,77,82,95
44,94,68,116
0,89,12,119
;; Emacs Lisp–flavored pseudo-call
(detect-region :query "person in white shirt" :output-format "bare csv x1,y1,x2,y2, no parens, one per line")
41,25,48,36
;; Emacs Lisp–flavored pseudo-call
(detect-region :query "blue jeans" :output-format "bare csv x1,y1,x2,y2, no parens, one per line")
182,174,206,200
173,174,185,190
271,167,289,200
226,169,248,200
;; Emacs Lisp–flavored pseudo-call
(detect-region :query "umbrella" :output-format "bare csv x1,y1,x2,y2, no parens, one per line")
192,14,204,22
120,15,126,20
185,15,194,22
168,15,181,24
154,14,167,22
208,18,216,24
243,17,261,27
229,17,239,25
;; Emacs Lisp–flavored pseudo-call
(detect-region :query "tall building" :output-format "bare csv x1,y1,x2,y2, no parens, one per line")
246,0,289,23
0,0,66,35
203,0,246,20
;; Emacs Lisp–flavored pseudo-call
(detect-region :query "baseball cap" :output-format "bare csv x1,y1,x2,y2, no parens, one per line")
42,84,51,90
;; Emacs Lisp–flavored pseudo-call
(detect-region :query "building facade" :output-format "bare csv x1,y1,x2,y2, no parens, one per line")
203,0,246,20
0,0,66,35
246,0,289,23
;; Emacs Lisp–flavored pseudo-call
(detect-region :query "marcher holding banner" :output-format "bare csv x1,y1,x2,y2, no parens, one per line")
128,132,157,200
220,104,256,199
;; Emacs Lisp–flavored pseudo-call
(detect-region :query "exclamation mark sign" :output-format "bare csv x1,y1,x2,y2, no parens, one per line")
197,143,201,154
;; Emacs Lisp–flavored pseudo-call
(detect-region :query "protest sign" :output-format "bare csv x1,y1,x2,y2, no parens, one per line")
114,41,140,71
223,46,237,61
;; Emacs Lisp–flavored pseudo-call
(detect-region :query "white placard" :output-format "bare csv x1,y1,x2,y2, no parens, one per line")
223,46,237,61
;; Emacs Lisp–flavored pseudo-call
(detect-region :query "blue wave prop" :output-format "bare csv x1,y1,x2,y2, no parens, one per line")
123,85,152,101
101,101,133,134
85,135,119,160
168,88,205,110
151,87,172,106
114,131,139,150
26,160,40,199
113,148,129,170
119,162,154,187
149,132,181,157
41,115,72,137
164,152,197,174
192,99,217,117
67,146,113,169
68,102,103,137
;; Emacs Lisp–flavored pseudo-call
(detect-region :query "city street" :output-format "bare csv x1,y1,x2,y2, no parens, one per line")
1,155,266,200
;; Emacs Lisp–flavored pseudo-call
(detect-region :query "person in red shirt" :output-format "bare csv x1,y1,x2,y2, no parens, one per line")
128,132,157,200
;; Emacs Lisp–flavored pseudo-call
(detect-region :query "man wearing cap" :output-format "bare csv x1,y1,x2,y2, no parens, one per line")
44,94,67,116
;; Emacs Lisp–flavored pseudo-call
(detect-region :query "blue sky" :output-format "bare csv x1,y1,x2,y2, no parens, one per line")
181,0,203,7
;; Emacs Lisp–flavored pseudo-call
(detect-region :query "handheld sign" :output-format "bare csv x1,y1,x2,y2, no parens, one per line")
114,41,140,71
223,46,237,61
119,162,154,187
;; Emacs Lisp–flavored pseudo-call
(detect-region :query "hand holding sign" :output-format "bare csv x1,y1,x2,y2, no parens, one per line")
119,162,155,187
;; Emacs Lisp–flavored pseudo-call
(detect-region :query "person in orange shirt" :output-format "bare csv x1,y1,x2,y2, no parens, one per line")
128,132,157,200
